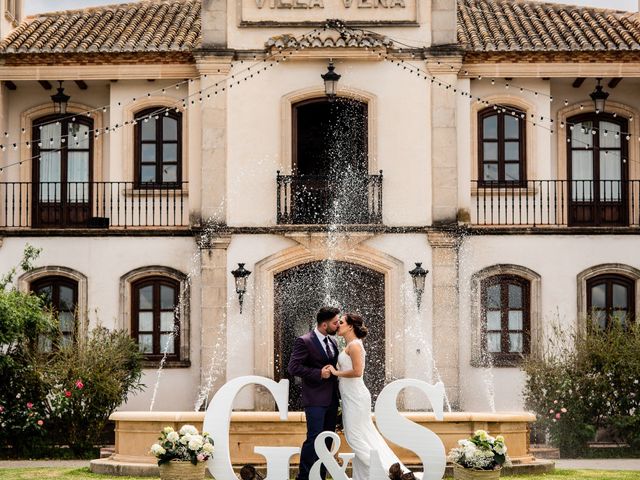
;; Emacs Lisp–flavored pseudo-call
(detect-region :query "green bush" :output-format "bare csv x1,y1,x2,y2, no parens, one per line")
0,246,145,457
523,322,640,456
0,246,57,455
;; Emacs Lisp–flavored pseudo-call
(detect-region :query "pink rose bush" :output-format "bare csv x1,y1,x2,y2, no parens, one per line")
523,322,640,456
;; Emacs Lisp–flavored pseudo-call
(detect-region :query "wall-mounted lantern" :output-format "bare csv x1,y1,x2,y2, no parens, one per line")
231,263,252,314
408,262,428,310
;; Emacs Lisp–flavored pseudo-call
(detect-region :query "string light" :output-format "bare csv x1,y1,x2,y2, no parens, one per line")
0,25,637,172
0,29,323,172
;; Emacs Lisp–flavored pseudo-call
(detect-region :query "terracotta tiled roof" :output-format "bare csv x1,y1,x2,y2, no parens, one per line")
458,0,640,52
0,0,200,54
2,0,640,55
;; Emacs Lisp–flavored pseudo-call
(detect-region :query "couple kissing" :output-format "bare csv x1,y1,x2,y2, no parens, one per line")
287,307,413,480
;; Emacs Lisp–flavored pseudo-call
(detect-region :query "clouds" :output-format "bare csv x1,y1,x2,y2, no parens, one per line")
23,0,638,16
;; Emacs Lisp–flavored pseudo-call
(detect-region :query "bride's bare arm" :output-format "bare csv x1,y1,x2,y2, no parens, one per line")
331,342,364,378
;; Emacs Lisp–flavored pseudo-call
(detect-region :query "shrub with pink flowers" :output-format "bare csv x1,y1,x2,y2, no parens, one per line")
0,246,144,457
523,321,640,456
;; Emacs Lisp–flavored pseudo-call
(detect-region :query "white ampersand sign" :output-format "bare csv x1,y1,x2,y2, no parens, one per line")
309,431,355,480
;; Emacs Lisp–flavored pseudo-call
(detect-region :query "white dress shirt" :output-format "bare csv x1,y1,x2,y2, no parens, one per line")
314,328,336,357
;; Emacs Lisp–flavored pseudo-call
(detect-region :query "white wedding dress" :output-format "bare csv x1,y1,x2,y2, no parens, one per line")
338,339,406,480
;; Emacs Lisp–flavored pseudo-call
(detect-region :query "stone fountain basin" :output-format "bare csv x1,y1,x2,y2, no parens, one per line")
90,411,549,477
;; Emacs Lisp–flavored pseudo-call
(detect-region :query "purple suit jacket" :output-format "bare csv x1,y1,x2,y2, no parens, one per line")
287,330,339,407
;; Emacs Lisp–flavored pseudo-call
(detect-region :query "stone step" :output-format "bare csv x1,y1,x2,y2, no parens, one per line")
100,446,115,459
531,445,560,460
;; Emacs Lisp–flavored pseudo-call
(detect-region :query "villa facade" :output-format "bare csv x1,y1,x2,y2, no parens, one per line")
0,0,639,412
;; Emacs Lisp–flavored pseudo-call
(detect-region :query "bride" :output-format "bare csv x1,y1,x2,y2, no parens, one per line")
328,313,412,480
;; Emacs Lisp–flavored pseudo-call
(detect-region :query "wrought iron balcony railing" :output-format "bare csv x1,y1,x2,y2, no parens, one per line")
277,172,383,225
472,180,640,227
0,181,189,228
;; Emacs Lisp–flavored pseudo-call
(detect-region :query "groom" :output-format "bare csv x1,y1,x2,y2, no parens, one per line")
288,306,341,480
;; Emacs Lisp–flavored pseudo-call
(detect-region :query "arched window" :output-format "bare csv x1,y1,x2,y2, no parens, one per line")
478,107,526,186
134,108,182,188
31,276,78,351
481,275,530,364
131,277,181,360
587,274,635,329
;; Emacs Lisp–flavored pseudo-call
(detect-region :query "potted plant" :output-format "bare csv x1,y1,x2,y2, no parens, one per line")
150,425,214,480
447,430,510,479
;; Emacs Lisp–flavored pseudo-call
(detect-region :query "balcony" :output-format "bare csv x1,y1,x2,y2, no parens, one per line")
471,180,640,227
277,172,383,225
0,182,189,229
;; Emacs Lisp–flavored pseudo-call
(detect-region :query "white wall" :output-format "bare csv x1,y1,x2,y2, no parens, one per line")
0,235,201,411
227,59,431,227
458,234,640,412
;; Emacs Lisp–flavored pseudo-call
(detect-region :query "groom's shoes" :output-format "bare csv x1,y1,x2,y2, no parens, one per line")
388,462,402,480
240,465,264,480
388,463,416,480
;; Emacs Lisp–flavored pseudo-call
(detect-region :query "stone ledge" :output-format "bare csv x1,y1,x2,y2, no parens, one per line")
90,459,158,477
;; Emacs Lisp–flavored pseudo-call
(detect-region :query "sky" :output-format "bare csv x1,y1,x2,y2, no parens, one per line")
22,0,639,15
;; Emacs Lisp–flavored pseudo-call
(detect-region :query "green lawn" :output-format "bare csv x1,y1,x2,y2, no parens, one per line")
1,468,640,480
0,468,149,480
511,470,640,479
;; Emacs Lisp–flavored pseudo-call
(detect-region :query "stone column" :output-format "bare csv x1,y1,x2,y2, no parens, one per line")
201,0,227,48
427,230,461,409
0,84,7,174
430,0,457,46
198,234,231,405
427,56,462,224
195,56,233,224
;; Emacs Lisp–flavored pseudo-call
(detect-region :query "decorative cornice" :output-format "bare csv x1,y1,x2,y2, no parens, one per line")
195,55,234,75
427,230,463,248
461,60,640,78
0,63,198,80
426,55,463,74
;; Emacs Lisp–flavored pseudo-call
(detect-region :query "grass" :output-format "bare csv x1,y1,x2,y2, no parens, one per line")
512,470,640,479
0,468,150,480
1,469,640,480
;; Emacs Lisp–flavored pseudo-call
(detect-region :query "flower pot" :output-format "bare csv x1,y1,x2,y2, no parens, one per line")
453,464,501,480
159,461,206,480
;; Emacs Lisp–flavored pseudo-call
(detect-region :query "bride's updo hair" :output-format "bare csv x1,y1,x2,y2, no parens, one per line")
344,313,368,339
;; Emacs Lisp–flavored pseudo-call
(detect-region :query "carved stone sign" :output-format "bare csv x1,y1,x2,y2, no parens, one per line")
238,0,418,25
203,375,446,480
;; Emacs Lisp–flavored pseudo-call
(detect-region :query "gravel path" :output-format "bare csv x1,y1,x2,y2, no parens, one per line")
555,459,640,471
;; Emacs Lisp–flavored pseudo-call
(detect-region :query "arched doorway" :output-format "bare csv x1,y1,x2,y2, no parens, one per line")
290,98,370,224
274,260,385,410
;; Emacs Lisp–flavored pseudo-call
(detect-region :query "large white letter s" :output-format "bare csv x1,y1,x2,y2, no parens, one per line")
374,379,446,480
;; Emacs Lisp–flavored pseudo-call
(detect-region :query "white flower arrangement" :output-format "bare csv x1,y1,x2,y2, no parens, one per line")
150,425,214,466
447,430,511,471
